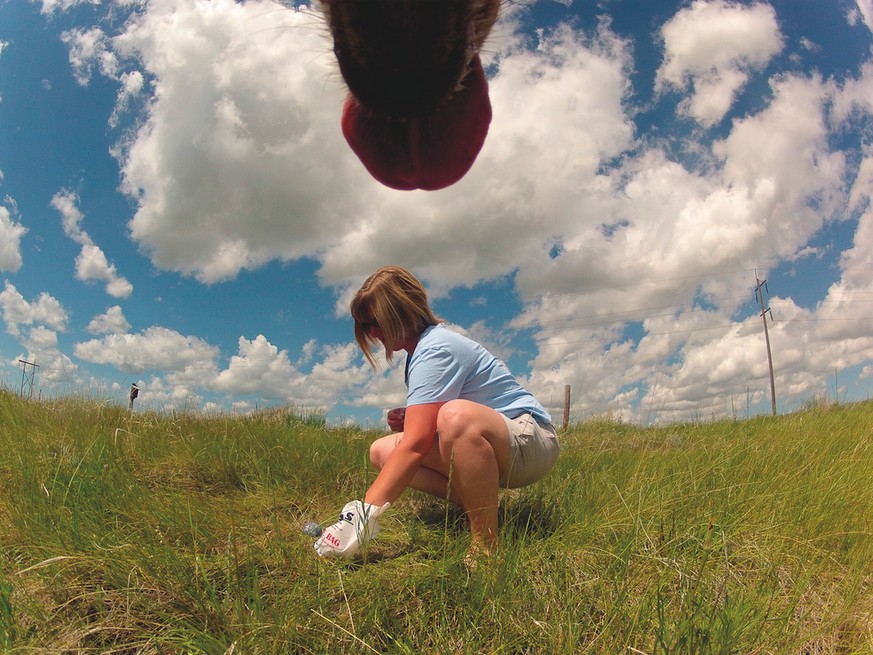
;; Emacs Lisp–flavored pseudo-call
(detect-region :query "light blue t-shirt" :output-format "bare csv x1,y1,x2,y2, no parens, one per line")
405,324,552,425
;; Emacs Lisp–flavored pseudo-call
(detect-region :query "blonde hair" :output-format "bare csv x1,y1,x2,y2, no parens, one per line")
350,266,440,368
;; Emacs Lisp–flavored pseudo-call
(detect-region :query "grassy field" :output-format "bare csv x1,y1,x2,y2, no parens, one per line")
0,389,870,654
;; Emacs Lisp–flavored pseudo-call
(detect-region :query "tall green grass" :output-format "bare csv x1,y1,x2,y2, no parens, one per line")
0,388,870,653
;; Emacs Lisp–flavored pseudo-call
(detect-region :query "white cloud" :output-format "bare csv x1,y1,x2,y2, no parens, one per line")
52,188,87,243
20,326,79,384
74,326,220,374
511,65,857,422
43,0,872,420
92,1,636,291
76,331,376,413
36,0,101,14
656,0,783,126
831,61,873,125
75,244,134,298
131,374,206,413
832,206,873,301
60,26,118,85
109,70,145,128
213,334,300,396
0,204,27,273
848,154,873,215
86,306,132,335
108,0,357,283
52,189,134,299
212,335,370,407
712,74,845,253
851,0,873,32
0,282,68,337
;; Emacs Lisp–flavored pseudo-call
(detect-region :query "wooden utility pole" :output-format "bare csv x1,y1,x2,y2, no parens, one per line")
755,274,777,416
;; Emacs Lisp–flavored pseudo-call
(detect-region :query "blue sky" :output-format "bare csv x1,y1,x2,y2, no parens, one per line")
1,0,871,427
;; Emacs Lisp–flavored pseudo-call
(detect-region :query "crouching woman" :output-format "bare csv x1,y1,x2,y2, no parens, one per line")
314,266,559,559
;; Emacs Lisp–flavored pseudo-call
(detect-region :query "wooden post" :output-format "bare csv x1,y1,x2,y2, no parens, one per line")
563,384,570,430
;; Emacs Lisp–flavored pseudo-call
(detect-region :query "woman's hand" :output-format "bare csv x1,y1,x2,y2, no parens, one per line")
313,500,390,559
387,407,406,432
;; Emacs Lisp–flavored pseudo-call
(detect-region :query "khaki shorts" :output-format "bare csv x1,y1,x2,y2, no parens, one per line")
499,414,560,489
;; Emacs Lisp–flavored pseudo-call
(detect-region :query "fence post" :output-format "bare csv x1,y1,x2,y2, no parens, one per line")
563,384,570,430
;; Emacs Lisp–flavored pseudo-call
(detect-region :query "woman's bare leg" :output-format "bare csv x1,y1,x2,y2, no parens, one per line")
435,400,510,554
369,434,462,504
369,400,511,554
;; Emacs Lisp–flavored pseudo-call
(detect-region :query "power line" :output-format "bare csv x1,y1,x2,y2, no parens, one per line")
515,314,873,349
535,322,742,348
519,294,753,331
519,295,873,334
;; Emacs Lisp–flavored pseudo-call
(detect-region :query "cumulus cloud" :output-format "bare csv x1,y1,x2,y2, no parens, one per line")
514,66,846,331
37,0,872,420
851,0,873,32
74,326,220,374
513,62,859,421
92,1,629,291
212,335,372,408
0,282,68,337
712,74,845,250
213,334,300,396
107,0,358,283
51,189,134,298
0,204,27,272
109,70,145,128
60,26,118,85
19,325,79,384
848,154,873,214
86,306,132,335
72,329,375,412
655,0,783,126
36,0,101,14
831,61,873,124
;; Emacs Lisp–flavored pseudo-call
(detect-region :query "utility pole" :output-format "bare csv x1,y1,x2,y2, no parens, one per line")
755,273,777,416
18,359,39,399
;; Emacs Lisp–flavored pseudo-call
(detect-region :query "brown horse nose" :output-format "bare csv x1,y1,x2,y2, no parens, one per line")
322,0,500,190
323,0,498,116
329,2,471,118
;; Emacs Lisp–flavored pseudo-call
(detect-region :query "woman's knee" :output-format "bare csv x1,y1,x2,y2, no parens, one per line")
437,400,501,450
436,400,511,468
369,434,398,470
436,400,474,440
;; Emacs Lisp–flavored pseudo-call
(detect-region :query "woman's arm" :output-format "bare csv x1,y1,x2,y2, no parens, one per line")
364,402,443,505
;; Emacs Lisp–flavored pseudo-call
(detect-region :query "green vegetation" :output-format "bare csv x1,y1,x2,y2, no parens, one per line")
0,389,870,653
